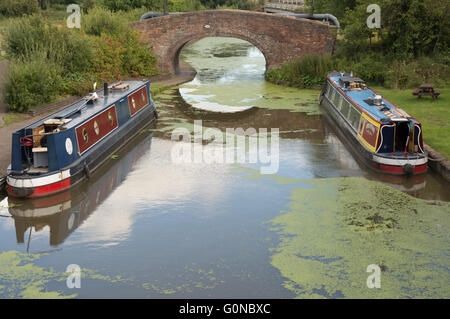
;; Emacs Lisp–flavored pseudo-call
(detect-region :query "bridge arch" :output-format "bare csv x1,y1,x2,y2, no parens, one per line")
171,33,268,74
131,10,336,74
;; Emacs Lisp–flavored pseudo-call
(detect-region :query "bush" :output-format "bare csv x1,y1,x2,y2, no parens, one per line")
0,0,39,17
1,11,160,112
2,15,95,75
266,54,335,87
384,58,450,89
169,0,205,11
92,29,159,80
83,6,125,36
99,0,151,11
349,57,388,85
200,0,259,10
92,33,125,81
61,72,97,96
119,29,158,77
4,57,63,112
81,0,96,12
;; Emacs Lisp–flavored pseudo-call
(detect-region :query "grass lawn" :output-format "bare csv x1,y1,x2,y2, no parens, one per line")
372,86,450,159
0,112,31,128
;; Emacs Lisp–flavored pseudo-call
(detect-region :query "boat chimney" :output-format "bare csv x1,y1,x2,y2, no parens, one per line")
104,82,109,96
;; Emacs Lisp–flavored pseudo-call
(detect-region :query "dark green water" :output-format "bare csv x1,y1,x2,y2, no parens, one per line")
0,38,449,298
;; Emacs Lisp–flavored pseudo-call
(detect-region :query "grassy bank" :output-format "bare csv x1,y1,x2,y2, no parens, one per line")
373,86,450,159
0,6,159,113
0,112,30,128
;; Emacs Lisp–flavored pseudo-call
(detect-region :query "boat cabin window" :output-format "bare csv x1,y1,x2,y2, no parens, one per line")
337,97,344,111
94,121,100,135
325,85,331,98
82,128,88,142
348,105,362,130
108,111,114,125
330,87,336,102
333,90,341,106
341,100,350,118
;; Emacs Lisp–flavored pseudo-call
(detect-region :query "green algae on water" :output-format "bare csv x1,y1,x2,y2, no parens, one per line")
141,264,223,295
0,251,76,299
0,251,135,298
269,177,450,298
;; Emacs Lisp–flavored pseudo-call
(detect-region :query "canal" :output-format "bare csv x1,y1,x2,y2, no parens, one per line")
0,37,449,298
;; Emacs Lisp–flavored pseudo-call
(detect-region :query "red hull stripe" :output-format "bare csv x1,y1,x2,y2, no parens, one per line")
378,163,427,175
7,178,71,198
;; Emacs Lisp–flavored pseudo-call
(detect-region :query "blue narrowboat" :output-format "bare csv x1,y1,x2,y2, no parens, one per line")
6,80,157,198
319,72,428,175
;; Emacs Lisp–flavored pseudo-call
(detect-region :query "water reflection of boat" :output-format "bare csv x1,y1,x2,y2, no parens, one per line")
370,173,427,194
8,128,154,247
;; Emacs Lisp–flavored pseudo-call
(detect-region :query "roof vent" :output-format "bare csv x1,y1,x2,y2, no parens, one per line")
374,95,382,105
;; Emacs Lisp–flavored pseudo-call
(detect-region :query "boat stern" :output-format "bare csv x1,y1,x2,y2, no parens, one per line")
6,169,71,198
372,153,428,175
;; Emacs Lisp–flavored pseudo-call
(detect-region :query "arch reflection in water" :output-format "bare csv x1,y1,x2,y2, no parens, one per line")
178,37,266,113
8,129,155,247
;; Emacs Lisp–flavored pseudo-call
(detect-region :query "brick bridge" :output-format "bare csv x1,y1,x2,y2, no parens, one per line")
130,10,337,74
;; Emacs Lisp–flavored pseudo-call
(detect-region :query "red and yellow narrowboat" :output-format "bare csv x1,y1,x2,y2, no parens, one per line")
319,72,427,175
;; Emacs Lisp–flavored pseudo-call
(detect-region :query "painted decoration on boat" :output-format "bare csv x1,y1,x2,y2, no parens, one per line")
75,105,118,154
357,113,380,152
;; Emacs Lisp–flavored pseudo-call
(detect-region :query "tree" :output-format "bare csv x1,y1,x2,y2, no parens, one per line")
335,0,450,61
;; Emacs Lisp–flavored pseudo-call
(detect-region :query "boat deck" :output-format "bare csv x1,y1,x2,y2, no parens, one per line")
25,80,148,130
329,75,416,123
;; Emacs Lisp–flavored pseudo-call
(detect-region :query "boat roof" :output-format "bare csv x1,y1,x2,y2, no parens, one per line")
23,80,149,130
328,72,419,124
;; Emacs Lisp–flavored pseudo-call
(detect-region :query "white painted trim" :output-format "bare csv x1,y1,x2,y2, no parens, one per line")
376,124,395,153
372,155,427,166
7,169,71,188
414,124,424,153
